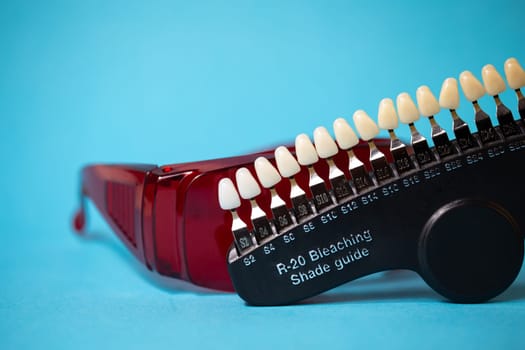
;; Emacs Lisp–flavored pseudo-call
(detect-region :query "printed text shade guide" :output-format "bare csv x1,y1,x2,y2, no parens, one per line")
228,136,525,306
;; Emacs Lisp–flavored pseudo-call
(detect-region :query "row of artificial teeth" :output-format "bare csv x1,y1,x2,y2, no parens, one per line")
219,57,525,253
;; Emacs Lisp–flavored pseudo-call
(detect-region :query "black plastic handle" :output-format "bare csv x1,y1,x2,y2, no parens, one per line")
228,127,525,305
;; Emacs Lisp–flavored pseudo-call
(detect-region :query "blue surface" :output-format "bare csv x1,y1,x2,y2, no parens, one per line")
1,0,525,349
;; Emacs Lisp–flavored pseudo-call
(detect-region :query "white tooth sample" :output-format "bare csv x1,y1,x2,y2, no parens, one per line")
439,78,460,110
295,133,319,166
274,146,301,178
377,98,399,130
254,157,281,189
481,64,506,96
218,178,241,210
396,92,420,124
504,57,525,90
235,167,261,200
459,71,486,101
416,86,441,117
353,110,379,141
313,126,339,159
333,118,359,150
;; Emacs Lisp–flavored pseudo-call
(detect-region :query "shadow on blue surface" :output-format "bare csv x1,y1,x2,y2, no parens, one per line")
76,229,525,306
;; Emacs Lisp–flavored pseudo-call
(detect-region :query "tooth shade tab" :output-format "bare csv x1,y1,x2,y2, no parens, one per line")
353,110,380,141
482,64,506,96
377,98,399,130
218,178,241,210
235,167,261,199
274,146,301,178
254,157,282,189
295,133,319,166
504,57,525,90
333,117,359,149
416,85,441,117
459,71,486,102
439,78,460,110
396,92,420,124
313,126,339,159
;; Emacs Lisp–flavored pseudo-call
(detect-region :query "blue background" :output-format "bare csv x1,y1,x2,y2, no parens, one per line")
1,0,524,349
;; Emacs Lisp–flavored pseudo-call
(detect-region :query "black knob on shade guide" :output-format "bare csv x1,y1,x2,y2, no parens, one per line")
418,199,524,304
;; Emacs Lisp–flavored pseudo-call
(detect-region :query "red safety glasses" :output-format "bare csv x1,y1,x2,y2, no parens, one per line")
72,140,391,292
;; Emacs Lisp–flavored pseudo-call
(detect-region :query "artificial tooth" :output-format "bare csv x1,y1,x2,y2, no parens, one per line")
459,71,486,102
254,157,293,232
481,64,506,96
439,77,477,151
377,98,414,174
482,64,520,137
274,146,313,222
439,78,460,110
218,177,241,211
416,85,455,158
295,133,333,211
396,92,420,124
504,57,525,120
459,70,498,144
313,126,351,201
333,117,372,192
235,167,273,243
218,178,253,254
353,110,394,182
396,92,435,166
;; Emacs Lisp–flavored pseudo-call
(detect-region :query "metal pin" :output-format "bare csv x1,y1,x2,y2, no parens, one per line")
254,156,294,232
504,58,525,120
333,117,372,192
218,178,255,255
438,78,477,151
493,95,520,137
377,98,414,174
235,168,273,244
313,126,352,202
296,133,333,212
274,146,313,223
387,129,414,174
482,64,520,137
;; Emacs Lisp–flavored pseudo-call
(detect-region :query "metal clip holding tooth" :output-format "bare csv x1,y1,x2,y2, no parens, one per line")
235,167,274,244
439,78,477,151
274,146,313,223
248,199,274,243
396,92,435,166
388,131,413,174
295,133,334,212
450,109,477,151
231,210,255,254
254,156,294,232
333,117,373,192
326,158,352,201
353,110,394,183
368,141,393,182
313,126,352,202
377,98,414,174
416,85,456,159
460,70,500,144
217,178,255,255
504,58,525,120
482,64,521,137
409,123,435,166
347,149,372,191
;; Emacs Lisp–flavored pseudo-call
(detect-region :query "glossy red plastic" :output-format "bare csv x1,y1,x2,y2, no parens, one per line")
73,140,392,291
